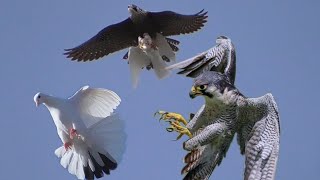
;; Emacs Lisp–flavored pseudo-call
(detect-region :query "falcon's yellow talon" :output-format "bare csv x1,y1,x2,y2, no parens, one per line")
154,110,188,125
168,120,193,139
155,110,192,139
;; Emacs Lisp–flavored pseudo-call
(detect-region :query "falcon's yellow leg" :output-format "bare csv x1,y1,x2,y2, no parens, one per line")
154,111,188,125
167,121,192,140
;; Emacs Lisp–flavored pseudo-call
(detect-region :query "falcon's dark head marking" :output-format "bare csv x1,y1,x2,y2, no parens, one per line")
128,4,146,17
216,35,231,44
189,71,235,99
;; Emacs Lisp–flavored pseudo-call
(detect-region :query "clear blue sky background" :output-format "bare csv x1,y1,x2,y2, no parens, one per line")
1,0,319,179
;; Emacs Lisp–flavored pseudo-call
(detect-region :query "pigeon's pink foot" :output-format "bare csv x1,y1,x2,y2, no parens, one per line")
69,128,78,139
64,142,72,150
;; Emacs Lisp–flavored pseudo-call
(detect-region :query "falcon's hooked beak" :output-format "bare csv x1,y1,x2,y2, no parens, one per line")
189,86,202,99
128,4,138,12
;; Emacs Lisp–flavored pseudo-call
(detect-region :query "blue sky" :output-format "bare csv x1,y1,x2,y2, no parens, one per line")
1,0,319,179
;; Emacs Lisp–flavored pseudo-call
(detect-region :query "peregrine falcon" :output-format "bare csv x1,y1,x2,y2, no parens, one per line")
128,33,175,87
155,71,280,180
64,4,208,61
167,36,236,84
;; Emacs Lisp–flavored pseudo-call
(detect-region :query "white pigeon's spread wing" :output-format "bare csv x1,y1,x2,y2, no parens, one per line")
69,86,121,128
238,94,280,180
147,50,170,80
128,47,150,88
155,33,176,63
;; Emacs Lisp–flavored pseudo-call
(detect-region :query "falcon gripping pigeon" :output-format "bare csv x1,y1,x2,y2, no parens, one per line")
64,4,207,61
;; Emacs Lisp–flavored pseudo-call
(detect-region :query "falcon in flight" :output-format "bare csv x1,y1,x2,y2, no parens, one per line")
64,4,208,61
167,35,236,84
155,71,280,180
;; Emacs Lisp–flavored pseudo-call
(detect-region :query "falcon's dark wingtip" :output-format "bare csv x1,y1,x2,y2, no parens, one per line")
63,48,101,62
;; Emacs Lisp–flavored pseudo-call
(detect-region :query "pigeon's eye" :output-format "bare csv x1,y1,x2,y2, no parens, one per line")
198,85,207,90
38,95,41,99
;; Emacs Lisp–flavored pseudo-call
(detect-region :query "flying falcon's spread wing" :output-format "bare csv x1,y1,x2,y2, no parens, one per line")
64,18,137,61
237,94,280,180
149,10,208,36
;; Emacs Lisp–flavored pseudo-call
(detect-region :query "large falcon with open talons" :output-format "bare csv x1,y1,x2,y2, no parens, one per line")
166,35,236,84
64,4,208,62
155,71,280,180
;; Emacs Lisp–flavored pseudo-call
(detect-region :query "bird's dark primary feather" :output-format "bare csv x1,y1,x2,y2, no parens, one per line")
149,9,208,36
64,18,137,62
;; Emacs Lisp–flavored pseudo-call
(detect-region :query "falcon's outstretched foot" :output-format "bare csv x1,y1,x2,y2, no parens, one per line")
167,120,192,140
154,111,191,140
155,111,188,125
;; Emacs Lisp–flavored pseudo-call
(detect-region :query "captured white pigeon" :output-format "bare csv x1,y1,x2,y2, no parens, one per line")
34,86,126,179
128,33,175,87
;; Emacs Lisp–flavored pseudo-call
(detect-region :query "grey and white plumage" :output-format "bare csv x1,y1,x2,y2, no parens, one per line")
122,37,180,60
64,4,207,61
182,71,280,180
166,35,236,84
128,33,174,87
34,86,126,180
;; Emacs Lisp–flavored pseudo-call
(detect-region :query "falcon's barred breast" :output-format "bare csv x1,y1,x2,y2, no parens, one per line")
182,71,280,180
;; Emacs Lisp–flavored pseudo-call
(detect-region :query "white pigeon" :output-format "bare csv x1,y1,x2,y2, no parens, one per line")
34,86,126,180
128,33,175,87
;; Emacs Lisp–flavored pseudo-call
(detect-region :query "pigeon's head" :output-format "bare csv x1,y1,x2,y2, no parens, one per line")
34,92,47,107
138,33,153,51
128,4,146,17
216,35,230,44
189,71,234,100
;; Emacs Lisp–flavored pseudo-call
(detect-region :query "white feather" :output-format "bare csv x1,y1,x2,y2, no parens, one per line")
88,113,126,163
68,86,121,128
147,50,170,79
128,47,150,88
155,33,176,63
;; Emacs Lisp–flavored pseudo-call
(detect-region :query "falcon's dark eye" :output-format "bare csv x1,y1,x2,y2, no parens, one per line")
199,85,208,90
38,95,41,99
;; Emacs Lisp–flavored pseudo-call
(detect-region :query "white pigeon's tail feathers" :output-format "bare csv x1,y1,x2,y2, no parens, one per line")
54,114,126,179
55,144,118,180
128,47,150,88
88,113,126,164
150,51,170,79
155,33,176,63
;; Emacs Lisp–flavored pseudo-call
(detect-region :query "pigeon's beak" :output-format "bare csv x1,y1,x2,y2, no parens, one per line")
189,86,202,99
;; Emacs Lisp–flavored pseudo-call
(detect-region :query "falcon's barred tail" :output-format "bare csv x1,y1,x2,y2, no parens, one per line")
182,144,223,180
55,114,126,179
